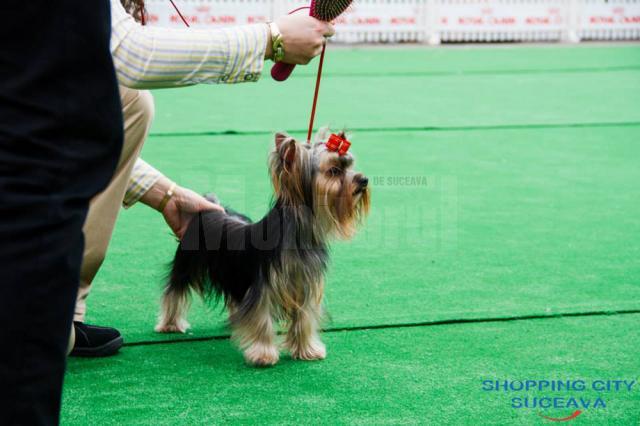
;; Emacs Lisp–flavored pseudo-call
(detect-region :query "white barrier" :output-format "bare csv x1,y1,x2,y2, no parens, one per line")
144,0,640,43
434,0,566,43
578,0,640,40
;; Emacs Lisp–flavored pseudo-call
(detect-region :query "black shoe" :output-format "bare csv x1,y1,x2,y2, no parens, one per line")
70,322,123,357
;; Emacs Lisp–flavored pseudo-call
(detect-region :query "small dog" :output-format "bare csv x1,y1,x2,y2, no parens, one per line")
155,129,370,366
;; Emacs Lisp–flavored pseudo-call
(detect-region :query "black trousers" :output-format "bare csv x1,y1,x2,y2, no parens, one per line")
0,1,123,424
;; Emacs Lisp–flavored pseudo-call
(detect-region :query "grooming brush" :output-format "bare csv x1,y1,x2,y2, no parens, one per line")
271,0,353,82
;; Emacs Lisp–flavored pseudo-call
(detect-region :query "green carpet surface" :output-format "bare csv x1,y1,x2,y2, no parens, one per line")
88,124,640,343
65,44,640,424
63,314,640,425
150,45,640,135
255,45,640,77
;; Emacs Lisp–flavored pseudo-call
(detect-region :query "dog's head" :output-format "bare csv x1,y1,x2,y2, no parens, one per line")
269,129,370,239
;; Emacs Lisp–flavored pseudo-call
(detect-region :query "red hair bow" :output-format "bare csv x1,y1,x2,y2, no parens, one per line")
326,134,351,156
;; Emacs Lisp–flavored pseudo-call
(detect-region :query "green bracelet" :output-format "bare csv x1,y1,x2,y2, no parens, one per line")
268,22,285,62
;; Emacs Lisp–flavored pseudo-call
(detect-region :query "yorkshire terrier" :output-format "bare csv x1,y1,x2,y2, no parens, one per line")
155,129,370,366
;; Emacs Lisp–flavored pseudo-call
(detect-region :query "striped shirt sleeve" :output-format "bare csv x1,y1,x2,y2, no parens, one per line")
123,159,163,208
110,0,269,89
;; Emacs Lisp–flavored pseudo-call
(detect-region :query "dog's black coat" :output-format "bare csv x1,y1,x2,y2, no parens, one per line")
167,200,328,317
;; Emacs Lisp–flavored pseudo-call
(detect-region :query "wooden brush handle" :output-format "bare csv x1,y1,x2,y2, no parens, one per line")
271,62,296,82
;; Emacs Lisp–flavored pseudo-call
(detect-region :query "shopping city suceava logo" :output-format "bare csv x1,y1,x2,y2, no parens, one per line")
481,379,637,422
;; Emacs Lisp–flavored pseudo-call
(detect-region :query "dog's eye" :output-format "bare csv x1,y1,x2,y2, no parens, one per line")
327,167,342,177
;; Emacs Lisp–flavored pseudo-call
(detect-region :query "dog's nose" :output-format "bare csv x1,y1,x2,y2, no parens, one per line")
357,176,368,188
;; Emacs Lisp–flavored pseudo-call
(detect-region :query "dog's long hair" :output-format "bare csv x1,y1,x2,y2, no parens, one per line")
157,130,369,365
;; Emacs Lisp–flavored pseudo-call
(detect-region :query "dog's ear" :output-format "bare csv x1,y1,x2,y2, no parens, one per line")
275,132,296,168
275,132,290,150
281,138,296,168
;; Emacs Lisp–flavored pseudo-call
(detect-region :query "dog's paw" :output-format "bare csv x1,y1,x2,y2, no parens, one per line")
289,340,326,361
154,319,190,333
244,343,280,367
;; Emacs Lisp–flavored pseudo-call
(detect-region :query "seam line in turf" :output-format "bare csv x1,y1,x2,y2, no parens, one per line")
123,308,640,347
149,121,640,139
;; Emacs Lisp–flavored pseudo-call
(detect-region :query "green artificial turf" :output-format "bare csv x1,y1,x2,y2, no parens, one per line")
87,124,640,343
62,314,640,425
258,44,640,77
149,45,640,135
65,45,640,424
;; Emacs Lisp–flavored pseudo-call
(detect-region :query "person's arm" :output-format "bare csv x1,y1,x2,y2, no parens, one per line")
110,0,333,89
124,159,223,238
123,158,163,208
111,0,267,88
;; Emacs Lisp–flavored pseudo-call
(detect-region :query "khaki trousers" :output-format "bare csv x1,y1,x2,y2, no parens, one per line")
74,86,154,322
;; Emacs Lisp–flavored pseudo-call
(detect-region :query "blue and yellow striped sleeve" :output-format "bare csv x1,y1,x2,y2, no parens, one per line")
110,0,269,88
123,159,163,208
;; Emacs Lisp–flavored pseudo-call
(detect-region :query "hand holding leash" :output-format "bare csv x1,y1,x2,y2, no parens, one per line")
271,0,353,81
269,15,334,65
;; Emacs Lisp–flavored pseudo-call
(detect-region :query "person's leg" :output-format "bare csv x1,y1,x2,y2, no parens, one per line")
74,87,155,324
0,203,89,424
0,1,122,423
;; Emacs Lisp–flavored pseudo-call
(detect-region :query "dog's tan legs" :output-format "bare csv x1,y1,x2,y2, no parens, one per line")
285,306,326,361
155,288,191,333
285,282,326,360
229,295,279,367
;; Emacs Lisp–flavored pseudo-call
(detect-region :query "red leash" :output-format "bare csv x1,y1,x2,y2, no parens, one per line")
282,6,325,143
307,44,326,143
165,1,324,143
169,0,191,27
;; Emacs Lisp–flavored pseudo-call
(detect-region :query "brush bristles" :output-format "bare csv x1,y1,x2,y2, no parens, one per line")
311,0,353,21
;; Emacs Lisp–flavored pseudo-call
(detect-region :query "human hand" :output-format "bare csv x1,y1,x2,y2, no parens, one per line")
140,176,224,239
162,186,224,239
274,15,335,65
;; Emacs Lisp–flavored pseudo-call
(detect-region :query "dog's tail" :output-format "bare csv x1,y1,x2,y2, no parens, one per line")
155,213,210,333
